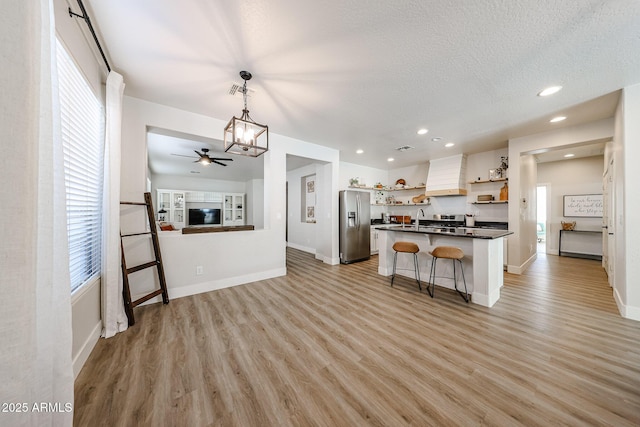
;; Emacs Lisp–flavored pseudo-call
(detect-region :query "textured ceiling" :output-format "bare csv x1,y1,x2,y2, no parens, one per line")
85,0,640,175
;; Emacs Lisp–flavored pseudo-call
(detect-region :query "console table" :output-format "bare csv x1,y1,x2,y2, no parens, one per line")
559,229,603,260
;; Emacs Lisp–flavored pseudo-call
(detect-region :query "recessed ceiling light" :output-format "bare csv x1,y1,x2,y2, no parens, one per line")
550,116,566,123
431,137,442,142
387,157,394,162
417,128,429,135
564,153,575,158
445,142,455,148
538,86,562,97
356,149,364,154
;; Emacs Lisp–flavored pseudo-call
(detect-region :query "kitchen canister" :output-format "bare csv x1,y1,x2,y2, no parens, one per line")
465,215,475,227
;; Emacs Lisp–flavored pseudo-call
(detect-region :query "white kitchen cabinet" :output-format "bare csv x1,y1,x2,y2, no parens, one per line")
204,192,222,203
185,191,204,202
186,191,222,203
503,236,508,271
157,189,185,229
370,227,380,254
157,191,171,221
223,193,245,226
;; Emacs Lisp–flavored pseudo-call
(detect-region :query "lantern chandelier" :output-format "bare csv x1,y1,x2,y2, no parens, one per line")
224,71,269,157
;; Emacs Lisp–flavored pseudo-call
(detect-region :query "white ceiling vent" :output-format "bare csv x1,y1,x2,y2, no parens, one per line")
395,145,414,152
228,82,255,98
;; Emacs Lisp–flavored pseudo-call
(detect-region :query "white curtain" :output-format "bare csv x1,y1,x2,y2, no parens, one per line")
0,0,74,425
102,71,128,338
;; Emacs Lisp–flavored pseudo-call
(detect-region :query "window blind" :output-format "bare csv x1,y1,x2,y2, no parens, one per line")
56,40,105,293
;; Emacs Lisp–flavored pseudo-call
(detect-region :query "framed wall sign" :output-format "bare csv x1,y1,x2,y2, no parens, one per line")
563,194,603,217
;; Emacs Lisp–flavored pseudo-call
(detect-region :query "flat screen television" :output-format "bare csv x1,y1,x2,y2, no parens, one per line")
188,208,221,226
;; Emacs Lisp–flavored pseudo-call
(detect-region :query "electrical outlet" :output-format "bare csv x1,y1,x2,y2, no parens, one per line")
196,266,203,275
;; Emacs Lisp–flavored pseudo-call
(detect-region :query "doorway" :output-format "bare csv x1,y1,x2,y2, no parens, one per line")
603,153,615,286
285,155,331,259
536,185,547,253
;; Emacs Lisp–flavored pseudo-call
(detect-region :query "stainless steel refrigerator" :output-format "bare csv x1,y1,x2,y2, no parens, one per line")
339,190,371,264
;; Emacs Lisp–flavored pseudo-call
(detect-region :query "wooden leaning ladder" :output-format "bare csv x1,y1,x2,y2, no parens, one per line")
120,192,170,326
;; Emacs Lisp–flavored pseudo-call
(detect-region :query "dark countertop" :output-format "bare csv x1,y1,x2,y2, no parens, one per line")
377,225,513,239
372,218,508,230
181,225,255,234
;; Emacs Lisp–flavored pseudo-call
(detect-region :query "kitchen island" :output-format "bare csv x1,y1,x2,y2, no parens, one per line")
377,225,513,307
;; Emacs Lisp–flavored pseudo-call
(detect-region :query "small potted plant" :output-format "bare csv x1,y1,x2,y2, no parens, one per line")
349,177,359,187
375,190,385,204
496,156,508,179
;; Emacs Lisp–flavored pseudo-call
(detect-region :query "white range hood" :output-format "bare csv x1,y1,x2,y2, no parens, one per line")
425,153,468,196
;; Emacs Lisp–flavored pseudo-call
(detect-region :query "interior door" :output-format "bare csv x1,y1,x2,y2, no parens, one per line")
603,154,615,287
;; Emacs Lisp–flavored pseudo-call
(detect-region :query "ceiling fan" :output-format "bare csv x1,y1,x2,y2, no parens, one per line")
171,148,233,167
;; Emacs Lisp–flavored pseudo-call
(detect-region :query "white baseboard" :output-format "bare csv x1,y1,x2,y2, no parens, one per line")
73,321,101,379
471,287,501,308
614,287,640,321
315,253,340,265
507,252,537,275
286,242,316,254
134,267,287,304
287,242,339,265
325,256,340,265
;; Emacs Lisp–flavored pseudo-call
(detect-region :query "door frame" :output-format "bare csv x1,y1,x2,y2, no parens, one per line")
603,152,615,287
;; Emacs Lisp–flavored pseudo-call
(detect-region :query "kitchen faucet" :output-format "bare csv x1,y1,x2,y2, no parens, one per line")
415,208,425,230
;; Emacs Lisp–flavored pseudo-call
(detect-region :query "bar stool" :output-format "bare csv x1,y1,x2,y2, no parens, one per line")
428,246,468,302
391,241,421,291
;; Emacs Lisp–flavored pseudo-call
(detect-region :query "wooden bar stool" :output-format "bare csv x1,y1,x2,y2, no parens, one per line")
428,246,468,302
391,241,421,291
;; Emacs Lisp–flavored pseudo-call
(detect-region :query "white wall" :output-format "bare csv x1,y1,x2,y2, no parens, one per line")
150,173,247,193
120,96,341,301
519,154,538,268
339,161,389,189
54,0,104,377
246,179,265,229
508,118,613,274
315,162,336,263
388,164,428,189
466,148,510,222
537,156,604,254
70,278,101,377
614,84,640,320
466,148,508,183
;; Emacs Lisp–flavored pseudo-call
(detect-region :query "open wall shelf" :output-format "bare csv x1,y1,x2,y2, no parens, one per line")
472,201,508,204
349,185,426,191
469,178,508,184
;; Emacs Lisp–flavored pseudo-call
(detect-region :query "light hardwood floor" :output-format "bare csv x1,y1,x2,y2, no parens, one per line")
74,249,640,426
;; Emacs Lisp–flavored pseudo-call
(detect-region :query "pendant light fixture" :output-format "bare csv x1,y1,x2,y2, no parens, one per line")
224,71,269,157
